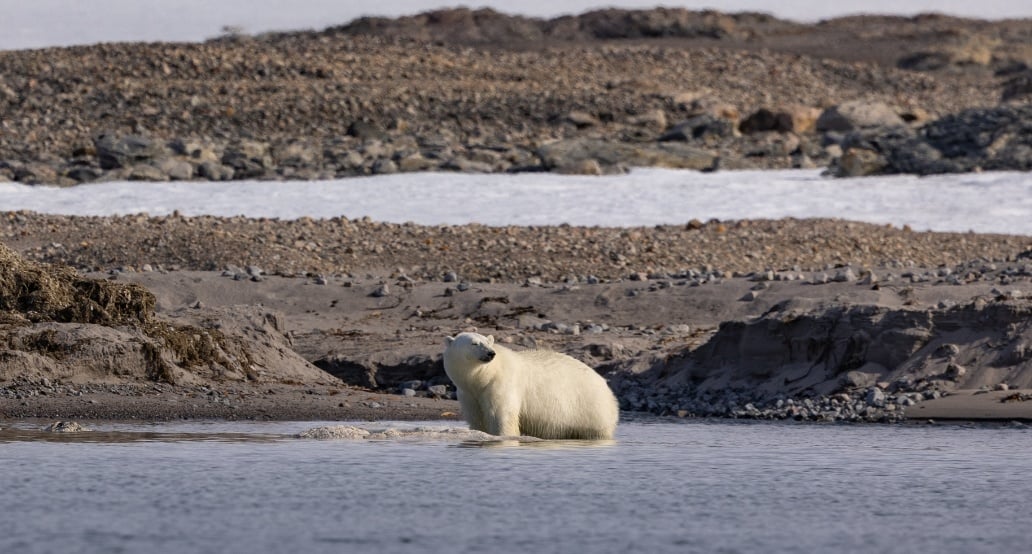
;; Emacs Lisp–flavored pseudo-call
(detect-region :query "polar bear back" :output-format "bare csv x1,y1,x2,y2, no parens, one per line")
495,345,618,440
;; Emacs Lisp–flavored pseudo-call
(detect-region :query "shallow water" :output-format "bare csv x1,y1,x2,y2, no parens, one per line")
1,419,1028,554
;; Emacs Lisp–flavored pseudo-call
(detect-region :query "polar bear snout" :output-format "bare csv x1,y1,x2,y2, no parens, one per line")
479,349,496,362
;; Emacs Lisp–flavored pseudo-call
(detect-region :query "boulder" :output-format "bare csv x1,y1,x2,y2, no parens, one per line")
94,134,166,170
221,140,273,178
536,138,715,173
659,115,738,142
816,101,905,133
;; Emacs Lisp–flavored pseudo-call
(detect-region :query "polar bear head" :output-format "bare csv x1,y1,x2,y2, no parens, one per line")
444,332,496,364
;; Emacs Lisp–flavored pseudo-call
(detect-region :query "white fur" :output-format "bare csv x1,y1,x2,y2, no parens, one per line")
443,332,619,440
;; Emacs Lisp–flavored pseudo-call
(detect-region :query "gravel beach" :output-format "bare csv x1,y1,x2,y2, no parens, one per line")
3,8,1032,425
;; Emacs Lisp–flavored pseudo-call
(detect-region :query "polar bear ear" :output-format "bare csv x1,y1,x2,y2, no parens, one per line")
445,336,455,347
485,335,495,346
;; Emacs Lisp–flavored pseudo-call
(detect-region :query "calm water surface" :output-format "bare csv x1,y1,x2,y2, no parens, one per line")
0,419,1028,554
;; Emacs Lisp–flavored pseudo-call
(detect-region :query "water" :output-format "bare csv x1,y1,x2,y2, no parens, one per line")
1,419,1028,554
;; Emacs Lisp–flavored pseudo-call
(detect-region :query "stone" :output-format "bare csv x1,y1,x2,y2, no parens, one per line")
13,163,59,184
396,153,437,172
127,164,168,181
155,158,196,180
44,421,89,433
169,138,220,163
427,384,448,398
564,110,600,128
275,141,321,168
443,157,494,173
836,147,887,177
63,166,103,183
94,134,166,170
371,283,390,297
945,363,967,380
371,159,398,175
776,105,822,134
346,121,386,140
537,138,714,173
197,161,235,181
1002,70,1032,102
834,268,857,282
221,140,272,178
627,109,667,130
816,101,905,133
557,158,604,176
865,388,886,408
659,114,738,142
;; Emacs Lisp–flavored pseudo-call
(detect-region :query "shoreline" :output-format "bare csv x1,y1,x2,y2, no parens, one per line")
0,383,461,423
3,386,1030,425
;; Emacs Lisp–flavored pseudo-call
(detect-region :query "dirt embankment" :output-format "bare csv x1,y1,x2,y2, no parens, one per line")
3,213,1032,421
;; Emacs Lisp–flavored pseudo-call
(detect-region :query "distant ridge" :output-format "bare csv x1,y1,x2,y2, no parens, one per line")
324,7,800,44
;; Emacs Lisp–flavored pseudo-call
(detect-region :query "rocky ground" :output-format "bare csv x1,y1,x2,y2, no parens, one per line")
1,8,1031,185
3,8,1032,424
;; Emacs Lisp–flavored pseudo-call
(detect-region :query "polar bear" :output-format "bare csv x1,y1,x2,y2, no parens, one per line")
443,332,619,440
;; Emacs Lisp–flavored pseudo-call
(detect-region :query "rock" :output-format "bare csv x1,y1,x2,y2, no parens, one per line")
816,101,905,133
371,283,390,297
834,268,857,282
274,141,321,168
945,363,967,381
13,163,59,184
127,164,168,181
557,158,604,176
63,165,103,183
835,147,888,177
427,384,448,398
396,153,436,172
1002,70,1032,102
94,134,166,170
739,108,780,134
627,109,667,130
155,158,195,181
776,105,821,134
537,138,714,173
659,114,738,142
196,161,235,181
443,157,494,173
44,421,90,433
371,159,398,175
346,121,386,140
169,138,220,163
564,110,601,128
832,105,1032,176
865,388,886,408
221,140,273,178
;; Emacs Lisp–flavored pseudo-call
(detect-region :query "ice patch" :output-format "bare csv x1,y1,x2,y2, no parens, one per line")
3,169,1032,235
